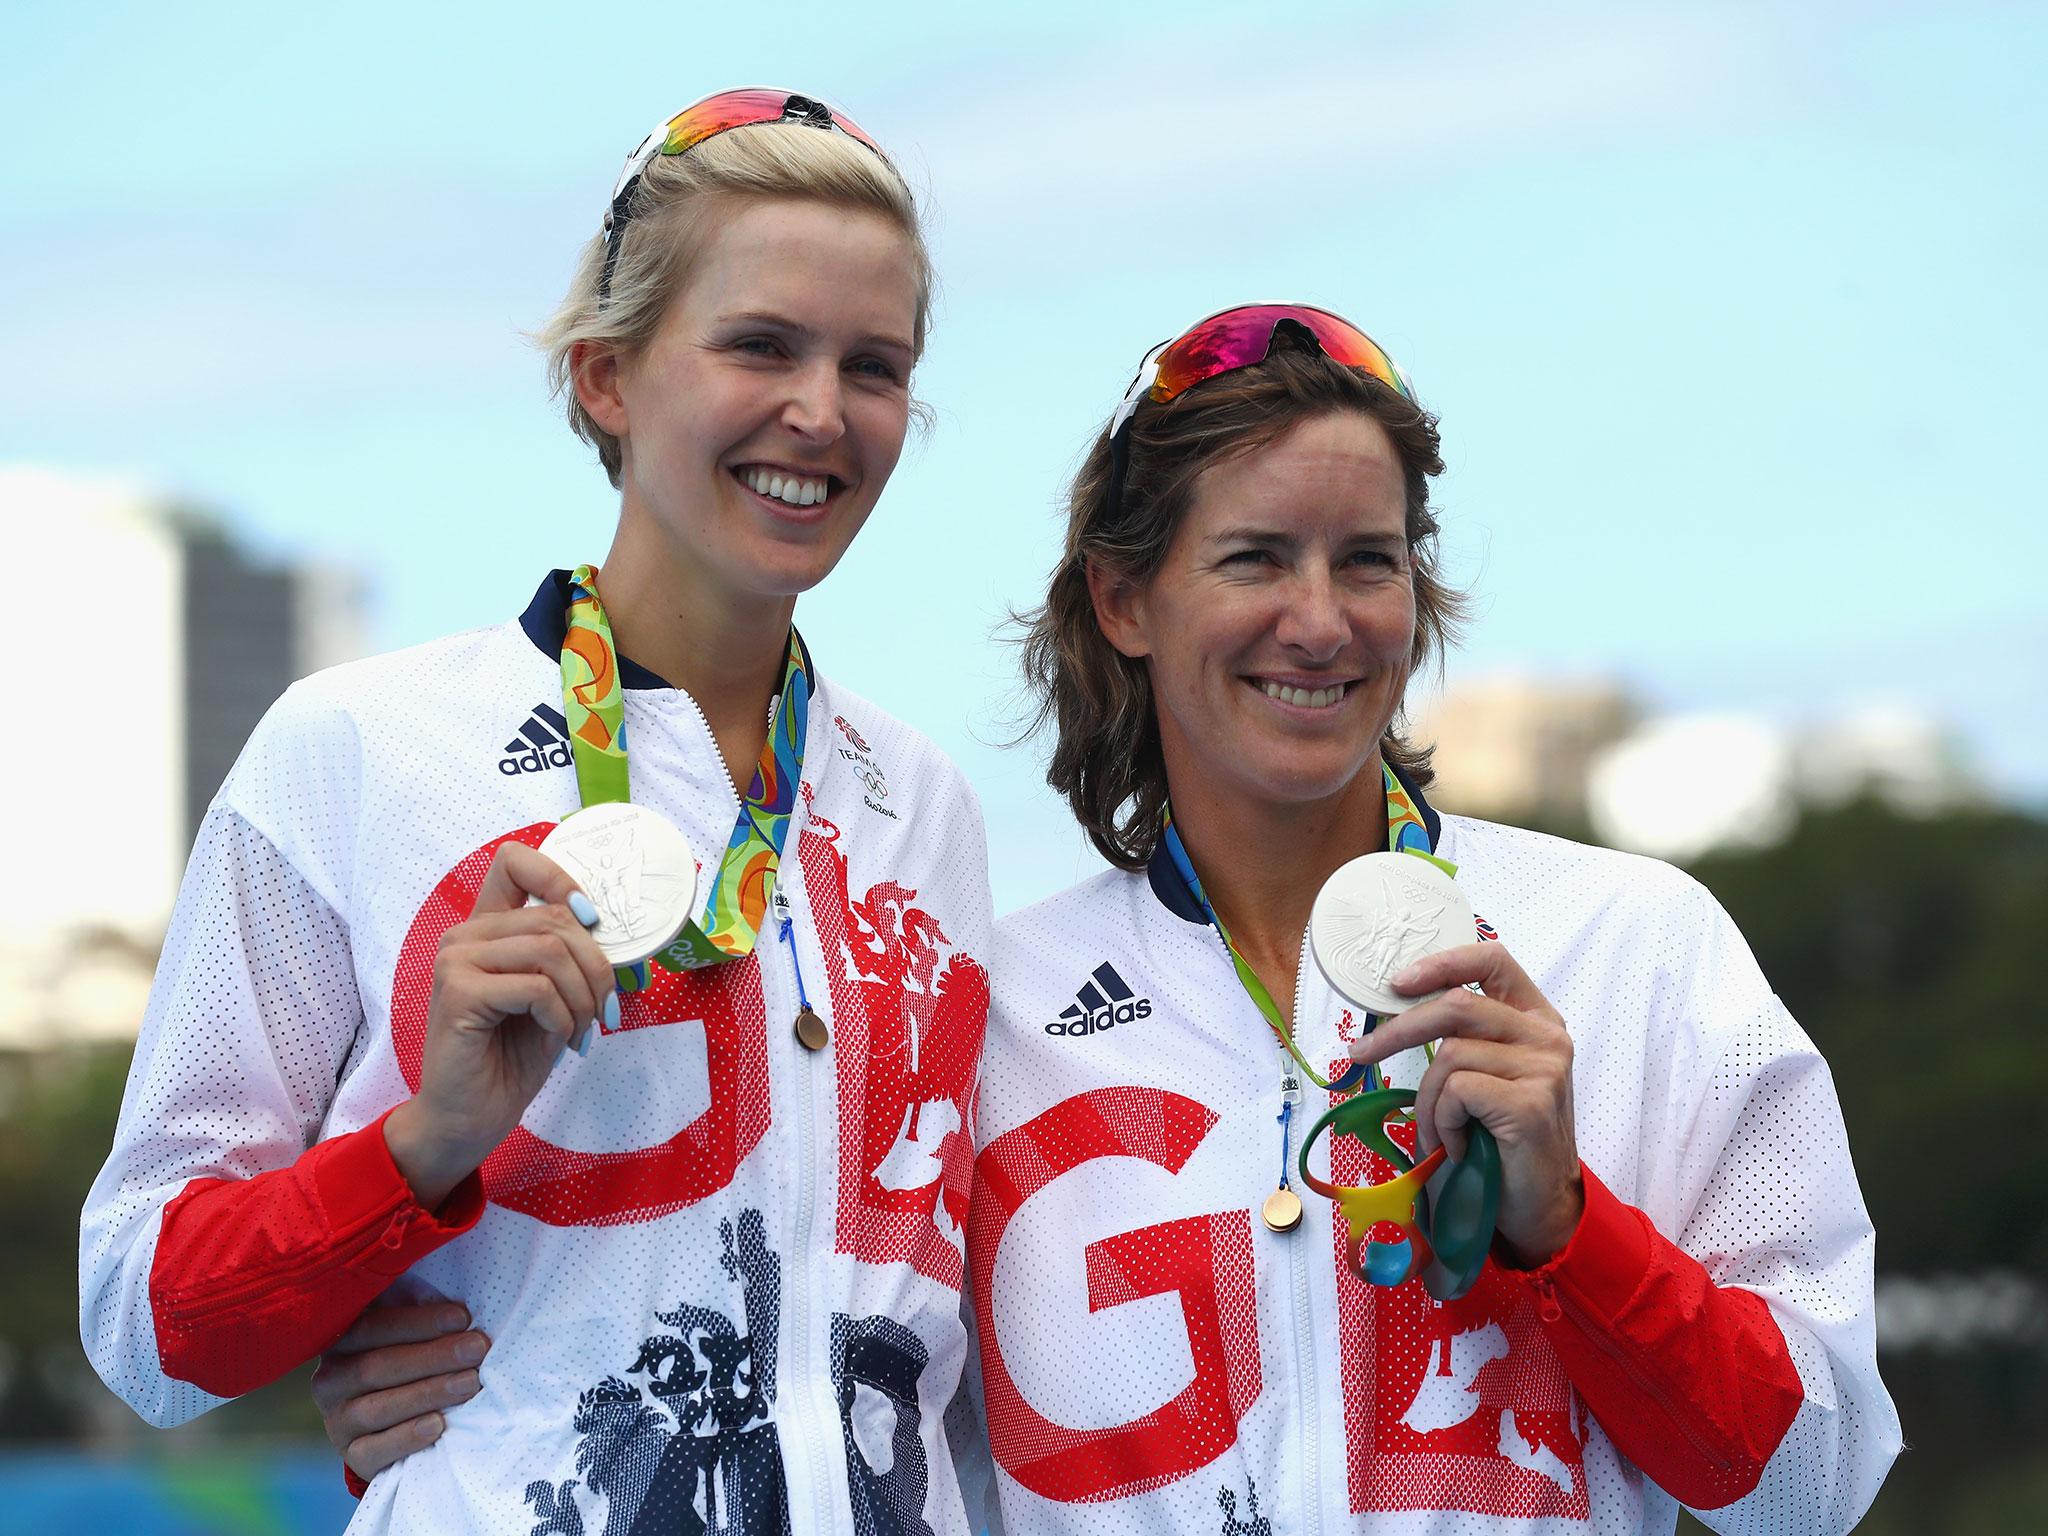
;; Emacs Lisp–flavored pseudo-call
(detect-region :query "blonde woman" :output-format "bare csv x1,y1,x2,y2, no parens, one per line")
83,90,993,1536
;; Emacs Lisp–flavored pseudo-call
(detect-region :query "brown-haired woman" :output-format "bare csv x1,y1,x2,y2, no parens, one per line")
962,305,1897,1532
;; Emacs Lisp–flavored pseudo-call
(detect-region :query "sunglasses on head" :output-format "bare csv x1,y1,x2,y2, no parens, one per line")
599,88,889,296
1104,303,1415,511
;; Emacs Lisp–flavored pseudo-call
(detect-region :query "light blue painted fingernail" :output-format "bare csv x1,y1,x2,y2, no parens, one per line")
573,1025,593,1058
567,890,598,926
604,992,621,1030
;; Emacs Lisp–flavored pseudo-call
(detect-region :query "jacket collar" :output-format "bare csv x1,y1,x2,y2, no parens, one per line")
518,569,674,691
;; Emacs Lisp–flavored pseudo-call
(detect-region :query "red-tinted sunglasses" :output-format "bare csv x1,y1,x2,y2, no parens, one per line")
1105,303,1416,515
600,88,889,294
1109,303,1415,441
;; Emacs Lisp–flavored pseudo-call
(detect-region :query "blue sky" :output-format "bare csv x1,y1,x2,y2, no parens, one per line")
5,0,2042,909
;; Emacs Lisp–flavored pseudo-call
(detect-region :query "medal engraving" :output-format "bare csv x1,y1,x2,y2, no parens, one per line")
1310,852,1475,1016
537,802,699,967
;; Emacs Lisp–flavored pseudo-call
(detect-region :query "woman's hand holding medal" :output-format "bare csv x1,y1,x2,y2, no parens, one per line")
383,842,618,1210
1347,941,1584,1268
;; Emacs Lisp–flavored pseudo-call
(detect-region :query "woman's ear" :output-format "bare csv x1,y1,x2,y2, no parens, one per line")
1085,556,1152,660
571,340,629,438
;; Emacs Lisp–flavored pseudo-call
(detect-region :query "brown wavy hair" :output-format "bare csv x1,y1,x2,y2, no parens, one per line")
1018,331,1463,869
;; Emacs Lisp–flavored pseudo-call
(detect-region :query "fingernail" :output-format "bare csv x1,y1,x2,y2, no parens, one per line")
418,1412,445,1440
452,1369,482,1397
567,890,598,926
437,1306,470,1333
572,1023,592,1057
604,992,621,1030
1391,963,1423,990
455,1332,489,1365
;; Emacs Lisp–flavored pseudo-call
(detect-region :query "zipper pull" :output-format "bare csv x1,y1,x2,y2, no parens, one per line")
1279,1069,1303,1106
775,886,828,1052
1531,1273,1562,1324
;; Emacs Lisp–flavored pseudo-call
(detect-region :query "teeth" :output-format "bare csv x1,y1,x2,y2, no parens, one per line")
1261,681,1345,709
742,467,830,507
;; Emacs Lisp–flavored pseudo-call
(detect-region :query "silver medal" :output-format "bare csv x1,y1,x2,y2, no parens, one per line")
1309,851,1474,1016
535,802,699,967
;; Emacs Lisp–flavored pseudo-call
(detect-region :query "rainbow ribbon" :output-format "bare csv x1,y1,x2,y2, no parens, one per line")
560,564,811,980
1163,764,1501,1298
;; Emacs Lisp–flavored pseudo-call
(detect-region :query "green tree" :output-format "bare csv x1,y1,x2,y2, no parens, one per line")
0,1044,324,1444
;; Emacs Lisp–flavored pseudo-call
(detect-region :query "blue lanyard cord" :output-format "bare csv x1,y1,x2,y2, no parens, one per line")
1281,1056,1384,1192
777,914,813,1013
1276,1100,1295,1191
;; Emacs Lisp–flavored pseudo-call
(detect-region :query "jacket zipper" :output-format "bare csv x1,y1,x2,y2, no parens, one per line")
1529,1271,1734,1473
1288,927,1326,1536
671,689,778,810
776,883,837,1533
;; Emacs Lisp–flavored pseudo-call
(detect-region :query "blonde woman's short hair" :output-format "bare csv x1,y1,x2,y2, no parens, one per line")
537,120,934,487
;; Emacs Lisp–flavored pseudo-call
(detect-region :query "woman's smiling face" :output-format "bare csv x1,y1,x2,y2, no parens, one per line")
1095,410,1418,817
597,195,921,604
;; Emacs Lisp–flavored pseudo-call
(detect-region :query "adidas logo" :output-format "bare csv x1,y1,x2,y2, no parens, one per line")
499,703,574,776
1044,962,1153,1037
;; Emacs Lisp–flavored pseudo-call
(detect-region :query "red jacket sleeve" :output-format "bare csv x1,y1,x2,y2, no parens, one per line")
1513,1162,1805,1510
149,1108,483,1398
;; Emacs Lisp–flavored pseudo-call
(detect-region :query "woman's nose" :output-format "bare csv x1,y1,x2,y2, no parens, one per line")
782,363,845,443
1275,574,1348,658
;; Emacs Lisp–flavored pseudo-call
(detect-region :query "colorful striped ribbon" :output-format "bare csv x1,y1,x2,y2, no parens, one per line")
1164,763,1503,1295
1162,761,1447,1092
560,564,811,976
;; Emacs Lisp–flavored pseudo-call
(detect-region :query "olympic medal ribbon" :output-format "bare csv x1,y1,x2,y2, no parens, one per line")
1162,762,1435,1092
558,564,812,973
1297,1084,1448,1285
1164,761,1501,1298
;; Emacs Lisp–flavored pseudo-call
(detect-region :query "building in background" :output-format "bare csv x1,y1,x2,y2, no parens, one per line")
2,466,365,1047
1585,713,1801,862
1411,673,1637,831
1418,671,1980,863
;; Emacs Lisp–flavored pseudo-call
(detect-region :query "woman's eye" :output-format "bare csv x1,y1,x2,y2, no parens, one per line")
1222,548,1272,567
849,356,904,384
733,336,784,358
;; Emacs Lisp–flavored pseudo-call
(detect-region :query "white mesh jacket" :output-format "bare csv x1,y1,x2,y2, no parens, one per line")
958,785,1900,1535
82,571,995,1536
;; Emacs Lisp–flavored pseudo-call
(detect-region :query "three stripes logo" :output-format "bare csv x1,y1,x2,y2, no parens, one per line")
1044,962,1153,1037
499,703,574,776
